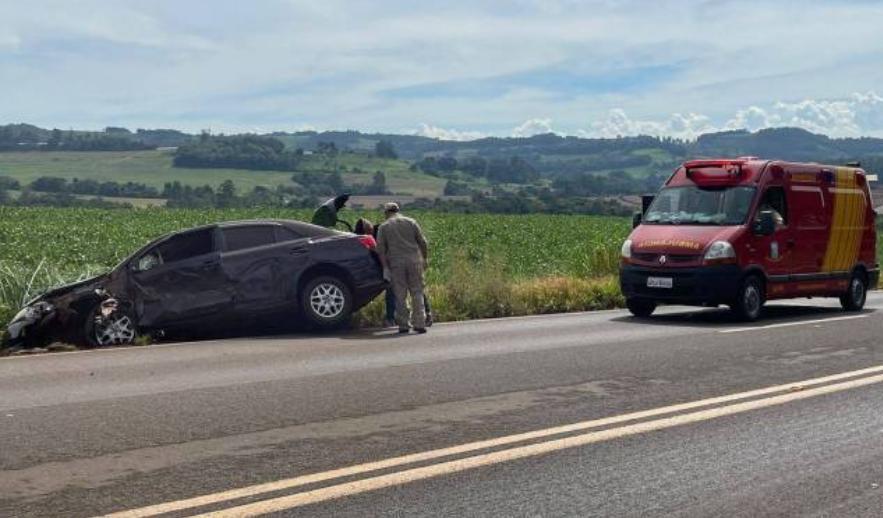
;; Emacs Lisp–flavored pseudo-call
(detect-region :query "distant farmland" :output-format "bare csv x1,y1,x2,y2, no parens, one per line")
0,150,448,197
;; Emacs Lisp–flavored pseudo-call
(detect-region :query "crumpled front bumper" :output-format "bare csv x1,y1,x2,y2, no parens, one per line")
3,301,56,347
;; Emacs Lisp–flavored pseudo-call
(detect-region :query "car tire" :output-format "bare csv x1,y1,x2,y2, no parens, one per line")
730,275,764,322
626,298,656,318
301,275,354,329
840,271,867,312
84,302,138,347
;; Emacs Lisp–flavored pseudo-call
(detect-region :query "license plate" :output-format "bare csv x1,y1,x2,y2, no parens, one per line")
647,276,673,288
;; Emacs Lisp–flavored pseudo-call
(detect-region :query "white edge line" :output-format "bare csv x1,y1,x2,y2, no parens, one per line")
719,314,868,334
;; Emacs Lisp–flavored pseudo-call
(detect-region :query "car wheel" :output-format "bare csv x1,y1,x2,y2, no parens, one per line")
731,275,764,322
626,298,656,318
840,271,867,311
84,301,138,347
301,275,353,328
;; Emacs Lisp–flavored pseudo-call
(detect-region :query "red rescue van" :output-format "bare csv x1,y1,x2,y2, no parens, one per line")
620,158,878,320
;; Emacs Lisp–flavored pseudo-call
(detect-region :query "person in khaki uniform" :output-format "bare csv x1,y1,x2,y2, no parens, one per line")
376,203,429,334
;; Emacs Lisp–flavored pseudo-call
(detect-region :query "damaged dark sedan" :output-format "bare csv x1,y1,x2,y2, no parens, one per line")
4,219,385,348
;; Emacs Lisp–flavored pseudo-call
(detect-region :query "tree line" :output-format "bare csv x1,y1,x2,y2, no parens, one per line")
173,134,304,171
413,155,540,184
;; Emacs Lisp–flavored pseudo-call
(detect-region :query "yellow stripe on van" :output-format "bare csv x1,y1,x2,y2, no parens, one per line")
821,168,865,272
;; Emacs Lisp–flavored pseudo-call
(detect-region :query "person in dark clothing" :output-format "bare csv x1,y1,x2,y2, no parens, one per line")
312,194,352,229
355,217,432,328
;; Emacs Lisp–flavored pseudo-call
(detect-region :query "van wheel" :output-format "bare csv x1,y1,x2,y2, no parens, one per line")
840,272,867,311
301,275,353,329
731,276,764,321
626,298,656,318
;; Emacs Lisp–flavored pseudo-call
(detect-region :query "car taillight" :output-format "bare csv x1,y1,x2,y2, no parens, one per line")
358,235,376,249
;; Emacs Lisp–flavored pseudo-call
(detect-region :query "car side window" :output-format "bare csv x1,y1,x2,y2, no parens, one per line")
158,228,215,263
757,186,788,226
222,226,277,252
136,251,162,272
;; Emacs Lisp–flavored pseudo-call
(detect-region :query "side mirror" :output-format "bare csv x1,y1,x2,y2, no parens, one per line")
753,210,776,236
632,212,643,229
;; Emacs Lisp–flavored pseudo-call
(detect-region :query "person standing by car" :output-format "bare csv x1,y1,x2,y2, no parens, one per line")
356,217,432,329
375,203,429,334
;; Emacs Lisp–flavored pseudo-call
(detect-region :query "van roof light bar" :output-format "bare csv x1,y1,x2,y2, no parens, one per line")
684,159,744,180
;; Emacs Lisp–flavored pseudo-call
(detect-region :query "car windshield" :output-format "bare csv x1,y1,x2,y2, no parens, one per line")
644,186,756,225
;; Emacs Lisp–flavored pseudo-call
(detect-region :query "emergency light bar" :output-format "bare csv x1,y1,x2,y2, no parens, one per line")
684,159,745,184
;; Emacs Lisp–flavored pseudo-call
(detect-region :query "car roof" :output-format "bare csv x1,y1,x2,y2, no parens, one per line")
214,219,342,235
135,219,341,253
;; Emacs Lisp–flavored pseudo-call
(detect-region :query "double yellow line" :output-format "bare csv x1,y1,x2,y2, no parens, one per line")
101,364,883,518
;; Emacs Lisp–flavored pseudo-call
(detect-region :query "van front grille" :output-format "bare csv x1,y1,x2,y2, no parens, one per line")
631,252,702,266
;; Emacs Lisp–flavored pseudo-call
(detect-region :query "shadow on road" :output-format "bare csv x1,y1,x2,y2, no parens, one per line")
611,305,876,329
337,328,426,341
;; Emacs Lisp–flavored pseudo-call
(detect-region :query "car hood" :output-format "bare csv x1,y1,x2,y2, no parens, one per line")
629,225,742,254
27,273,108,305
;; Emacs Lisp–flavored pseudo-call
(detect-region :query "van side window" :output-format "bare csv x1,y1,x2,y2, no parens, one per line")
758,187,788,226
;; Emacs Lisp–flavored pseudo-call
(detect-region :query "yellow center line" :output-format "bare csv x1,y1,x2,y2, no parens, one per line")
99,364,883,518
194,371,883,517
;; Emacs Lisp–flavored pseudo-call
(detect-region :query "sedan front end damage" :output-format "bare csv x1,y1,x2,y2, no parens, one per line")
3,218,385,350
4,301,57,347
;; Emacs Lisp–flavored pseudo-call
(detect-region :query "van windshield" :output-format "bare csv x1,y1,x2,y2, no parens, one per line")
644,186,756,225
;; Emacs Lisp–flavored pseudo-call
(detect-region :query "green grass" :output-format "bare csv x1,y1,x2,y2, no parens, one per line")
0,150,447,197
0,207,630,329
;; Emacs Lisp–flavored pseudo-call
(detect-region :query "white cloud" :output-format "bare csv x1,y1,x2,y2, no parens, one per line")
587,109,715,139
3,1,883,136
0,33,20,50
724,106,774,132
511,118,555,137
584,92,883,139
414,123,486,141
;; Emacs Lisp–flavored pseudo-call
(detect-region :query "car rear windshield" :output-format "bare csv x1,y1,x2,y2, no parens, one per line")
644,186,756,225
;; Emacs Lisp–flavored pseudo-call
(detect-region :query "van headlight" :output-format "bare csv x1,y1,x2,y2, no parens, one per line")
621,239,632,259
704,241,736,263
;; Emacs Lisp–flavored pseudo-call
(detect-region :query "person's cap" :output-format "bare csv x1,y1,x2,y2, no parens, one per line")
384,202,400,213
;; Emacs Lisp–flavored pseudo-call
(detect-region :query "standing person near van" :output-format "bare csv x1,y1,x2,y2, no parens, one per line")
375,203,429,334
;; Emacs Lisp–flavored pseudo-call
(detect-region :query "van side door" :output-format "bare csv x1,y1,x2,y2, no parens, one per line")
786,167,829,279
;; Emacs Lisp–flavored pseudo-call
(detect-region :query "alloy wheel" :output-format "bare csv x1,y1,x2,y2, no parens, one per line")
310,282,346,319
94,315,136,346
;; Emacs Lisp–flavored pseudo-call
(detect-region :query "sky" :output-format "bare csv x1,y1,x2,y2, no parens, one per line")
2,0,883,140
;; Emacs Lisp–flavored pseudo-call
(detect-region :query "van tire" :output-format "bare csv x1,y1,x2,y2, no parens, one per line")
840,271,867,312
626,298,656,318
731,276,764,322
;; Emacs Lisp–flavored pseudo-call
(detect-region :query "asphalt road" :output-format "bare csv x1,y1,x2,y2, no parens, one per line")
3,294,883,517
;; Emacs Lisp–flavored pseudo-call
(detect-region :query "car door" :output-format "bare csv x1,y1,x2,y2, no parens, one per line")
219,224,307,311
128,227,234,327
